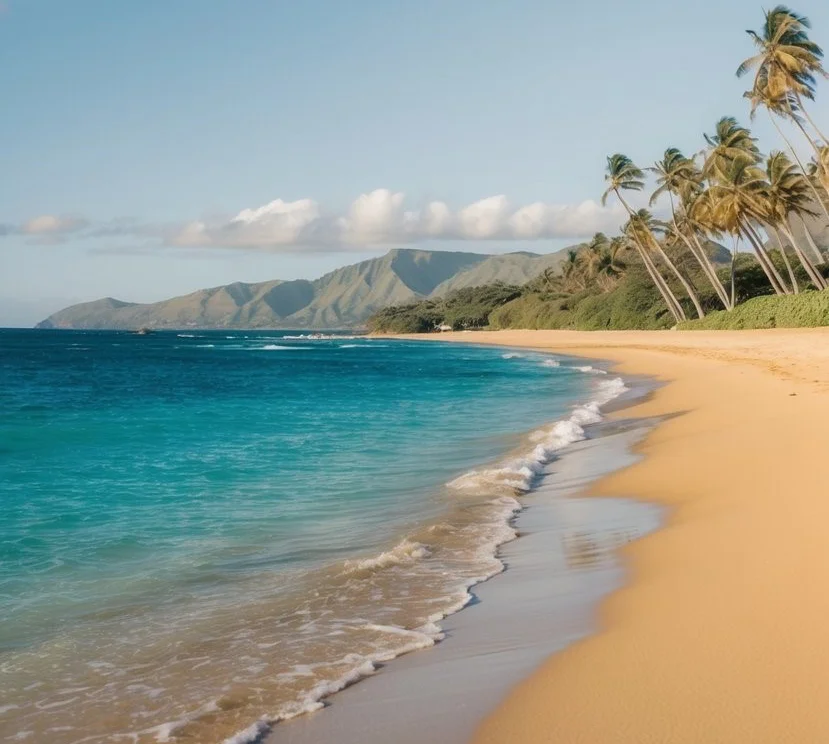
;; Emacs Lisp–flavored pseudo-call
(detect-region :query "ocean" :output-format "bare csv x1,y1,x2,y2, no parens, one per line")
0,329,627,743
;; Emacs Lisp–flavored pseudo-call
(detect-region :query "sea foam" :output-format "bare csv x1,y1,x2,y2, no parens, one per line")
344,539,432,572
449,374,627,495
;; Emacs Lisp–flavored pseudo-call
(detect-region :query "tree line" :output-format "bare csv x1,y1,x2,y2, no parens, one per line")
599,5,829,324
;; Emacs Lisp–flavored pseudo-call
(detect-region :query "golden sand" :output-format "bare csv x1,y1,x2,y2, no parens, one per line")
404,329,829,744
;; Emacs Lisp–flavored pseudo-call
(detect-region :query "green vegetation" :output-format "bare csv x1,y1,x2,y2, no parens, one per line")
680,291,829,329
370,5,829,334
367,284,522,333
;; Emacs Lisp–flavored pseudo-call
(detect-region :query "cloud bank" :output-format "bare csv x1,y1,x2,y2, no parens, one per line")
170,190,625,250
2,191,626,252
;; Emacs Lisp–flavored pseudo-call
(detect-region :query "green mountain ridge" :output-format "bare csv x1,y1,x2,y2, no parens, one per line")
37,247,571,330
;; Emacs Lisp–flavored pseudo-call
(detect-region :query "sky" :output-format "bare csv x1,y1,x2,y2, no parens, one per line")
1,0,828,325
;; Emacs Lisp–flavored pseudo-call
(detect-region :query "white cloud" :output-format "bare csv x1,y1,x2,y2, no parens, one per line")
1,192,626,251
166,190,625,251
456,195,511,239
339,189,406,244
21,214,88,236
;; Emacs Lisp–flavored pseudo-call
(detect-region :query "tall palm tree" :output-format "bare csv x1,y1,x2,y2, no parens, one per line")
743,75,829,227
635,209,706,318
696,158,791,295
651,148,733,309
702,118,796,294
738,6,829,190
738,6,828,142
703,117,762,180
764,151,827,288
602,154,686,322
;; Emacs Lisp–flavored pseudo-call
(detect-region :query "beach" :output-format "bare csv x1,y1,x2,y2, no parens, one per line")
274,395,662,744
409,329,829,744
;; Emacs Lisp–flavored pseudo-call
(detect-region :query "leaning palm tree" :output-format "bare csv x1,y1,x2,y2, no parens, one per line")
737,6,828,148
602,154,686,322
697,157,792,295
743,75,829,226
651,148,733,309
764,151,827,288
703,117,762,181
634,208,706,318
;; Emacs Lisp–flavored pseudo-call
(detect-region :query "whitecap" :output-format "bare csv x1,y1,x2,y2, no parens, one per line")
449,376,628,495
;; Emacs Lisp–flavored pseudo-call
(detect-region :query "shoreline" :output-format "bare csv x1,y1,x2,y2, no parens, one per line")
404,329,829,744
271,357,661,744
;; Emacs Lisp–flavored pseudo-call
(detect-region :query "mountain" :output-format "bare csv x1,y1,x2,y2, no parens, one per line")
36,248,571,330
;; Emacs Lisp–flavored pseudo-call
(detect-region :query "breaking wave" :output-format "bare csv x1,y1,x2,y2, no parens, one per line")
448,375,627,495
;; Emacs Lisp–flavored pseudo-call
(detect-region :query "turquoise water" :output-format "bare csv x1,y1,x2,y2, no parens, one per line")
0,329,617,742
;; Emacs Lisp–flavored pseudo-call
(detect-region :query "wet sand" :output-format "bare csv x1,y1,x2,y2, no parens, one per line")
420,330,829,744
274,415,662,744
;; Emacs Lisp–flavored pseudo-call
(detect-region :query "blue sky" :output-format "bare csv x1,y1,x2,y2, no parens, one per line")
1,0,828,325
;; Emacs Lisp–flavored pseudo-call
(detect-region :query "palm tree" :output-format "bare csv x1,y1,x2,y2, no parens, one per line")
578,233,628,292
737,6,829,182
602,153,687,322
703,117,762,180
634,209,706,318
764,151,827,288
696,157,792,295
702,118,796,294
596,236,628,291
559,249,585,292
738,6,828,138
578,233,608,280
743,75,829,228
650,148,733,309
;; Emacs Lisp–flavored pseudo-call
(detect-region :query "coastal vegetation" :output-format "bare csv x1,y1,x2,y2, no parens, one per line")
679,290,829,330
371,5,829,333
368,283,523,332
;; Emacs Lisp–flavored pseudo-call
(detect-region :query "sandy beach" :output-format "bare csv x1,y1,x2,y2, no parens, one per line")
400,329,829,744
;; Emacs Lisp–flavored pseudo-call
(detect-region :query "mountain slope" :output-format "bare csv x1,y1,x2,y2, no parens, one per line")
431,251,567,296
37,247,571,330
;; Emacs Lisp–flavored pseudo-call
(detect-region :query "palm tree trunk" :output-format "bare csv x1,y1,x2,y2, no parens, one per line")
680,228,732,309
780,223,828,290
631,239,685,322
651,239,705,318
793,91,829,153
615,190,686,322
739,221,788,295
768,110,829,225
730,237,739,308
745,221,793,293
666,197,731,310
797,216,827,264
770,227,800,292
